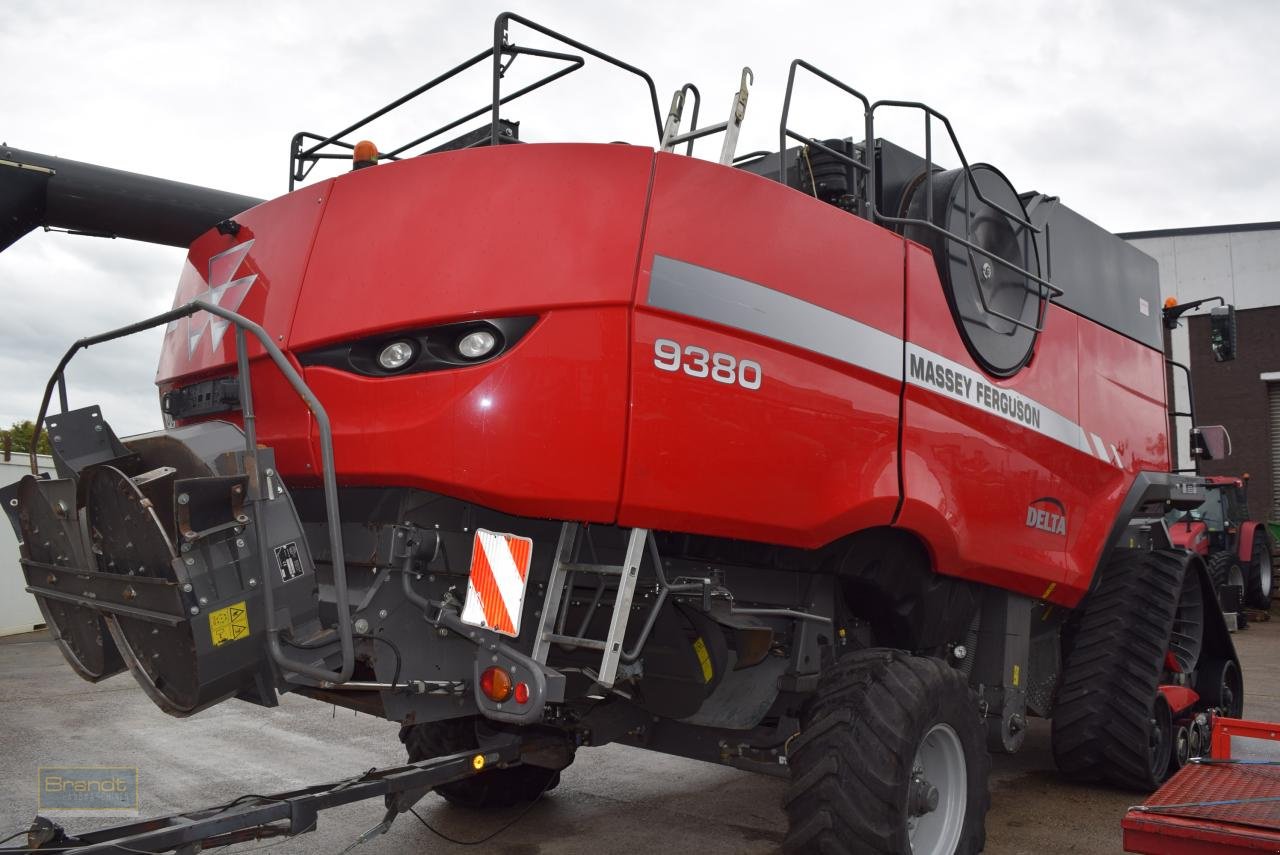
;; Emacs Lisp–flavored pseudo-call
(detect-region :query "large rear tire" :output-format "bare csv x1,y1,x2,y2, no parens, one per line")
1052,548,1189,790
784,649,989,855
399,718,562,809
1245,531,1273,610
1207,550,1245,593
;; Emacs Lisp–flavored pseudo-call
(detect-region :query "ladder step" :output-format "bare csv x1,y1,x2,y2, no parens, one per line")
558,562,624,577
545,633,608,651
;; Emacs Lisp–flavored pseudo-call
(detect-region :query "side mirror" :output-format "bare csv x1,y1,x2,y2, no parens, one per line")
1210,305,1237,362
1190,424,1232,460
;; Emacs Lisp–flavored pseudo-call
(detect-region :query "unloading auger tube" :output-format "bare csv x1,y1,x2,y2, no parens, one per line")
27,298,356,685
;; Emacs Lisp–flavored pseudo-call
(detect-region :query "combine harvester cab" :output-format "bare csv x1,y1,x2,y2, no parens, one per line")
0,13,1251,855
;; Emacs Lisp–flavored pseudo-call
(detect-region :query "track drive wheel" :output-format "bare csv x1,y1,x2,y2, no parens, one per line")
1245,531,1274,610
1197,658,1244,717
399,717,562,808
1052,549,1191,790
784,649,989,855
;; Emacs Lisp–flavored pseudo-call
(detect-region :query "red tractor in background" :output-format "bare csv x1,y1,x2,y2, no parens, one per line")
1168,474,1274,611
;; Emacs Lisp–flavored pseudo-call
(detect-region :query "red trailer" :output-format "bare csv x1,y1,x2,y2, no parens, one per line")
1125,716,1280,854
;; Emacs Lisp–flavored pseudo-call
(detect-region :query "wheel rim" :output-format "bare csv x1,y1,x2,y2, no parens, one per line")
1173,726,1190,769
907,723,967,855
1220,661,1242,717
1149,695,1173,782
1259,543,1273,601
1229,563,1245,590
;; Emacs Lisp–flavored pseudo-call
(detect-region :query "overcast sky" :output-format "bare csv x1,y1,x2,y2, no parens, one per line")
2,0,1277,436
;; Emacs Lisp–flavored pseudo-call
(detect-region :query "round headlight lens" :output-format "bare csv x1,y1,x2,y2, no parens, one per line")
377,340,415,371
457,330,497,360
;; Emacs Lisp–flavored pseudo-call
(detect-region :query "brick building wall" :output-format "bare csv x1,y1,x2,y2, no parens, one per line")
1188,305,1280,520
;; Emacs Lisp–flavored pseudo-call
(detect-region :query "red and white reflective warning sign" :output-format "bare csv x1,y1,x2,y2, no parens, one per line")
460,529,533,637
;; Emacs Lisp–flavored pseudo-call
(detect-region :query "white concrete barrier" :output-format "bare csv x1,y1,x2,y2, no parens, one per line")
0,454,53,636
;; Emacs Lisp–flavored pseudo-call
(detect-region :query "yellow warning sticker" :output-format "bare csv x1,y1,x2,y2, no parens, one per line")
1012,664,1021,687
209,601,250,647
693,637,714,683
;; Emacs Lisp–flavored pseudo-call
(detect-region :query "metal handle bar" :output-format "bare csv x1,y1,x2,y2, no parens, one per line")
492,12,665,148
867,98,1063,333
870,99,1040,232
383,45,584,161
778,59,1063,334
661,83,703,156
31,299,355,684
291,13,664,189
778,60,876,220
289,44,583,188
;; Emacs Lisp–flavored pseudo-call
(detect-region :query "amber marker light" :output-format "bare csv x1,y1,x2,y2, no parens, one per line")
480,666,513,702
352,140,379,170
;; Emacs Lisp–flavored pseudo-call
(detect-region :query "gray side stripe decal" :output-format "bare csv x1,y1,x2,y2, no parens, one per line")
646,254,1121,469
903,343,1113,465
647,255,903,381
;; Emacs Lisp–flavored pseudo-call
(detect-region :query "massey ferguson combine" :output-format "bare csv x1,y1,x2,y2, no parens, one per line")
0,13,1247,855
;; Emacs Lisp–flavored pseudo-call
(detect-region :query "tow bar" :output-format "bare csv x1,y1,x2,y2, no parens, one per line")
4,736,527,853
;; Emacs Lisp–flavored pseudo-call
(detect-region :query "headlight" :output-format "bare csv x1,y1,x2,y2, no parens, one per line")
297,316,536,378
377,340,415,370
456,330,497,360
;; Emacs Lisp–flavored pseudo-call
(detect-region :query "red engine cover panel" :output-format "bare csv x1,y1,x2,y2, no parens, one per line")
156,184,335,474
151,144,1172,604
274,144,650,517
618,154,903,546
896,242,1167,605
897,243,1080,601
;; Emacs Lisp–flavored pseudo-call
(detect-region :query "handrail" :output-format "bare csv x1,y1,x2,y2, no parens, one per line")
30,299,356,684
778,59,875,220
661,83,703,155
868,98,1062,332
289,13,664,189
777,60,1064,334
492,12,664,148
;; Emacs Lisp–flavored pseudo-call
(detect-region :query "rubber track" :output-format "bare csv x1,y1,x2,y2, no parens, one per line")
1051,548,1186,790
783,649,989,854
400,718,560,808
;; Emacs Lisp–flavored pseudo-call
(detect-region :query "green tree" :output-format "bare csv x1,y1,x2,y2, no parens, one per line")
2,420,52,456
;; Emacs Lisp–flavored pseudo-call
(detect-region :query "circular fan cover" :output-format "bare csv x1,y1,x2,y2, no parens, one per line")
15,475,125,682
905,163,1043,377
85,464,201,713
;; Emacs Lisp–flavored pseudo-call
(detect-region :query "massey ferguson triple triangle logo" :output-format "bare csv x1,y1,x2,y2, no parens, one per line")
168,240,258,360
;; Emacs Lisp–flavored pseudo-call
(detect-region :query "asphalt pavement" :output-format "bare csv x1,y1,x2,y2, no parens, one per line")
2,615,1277,854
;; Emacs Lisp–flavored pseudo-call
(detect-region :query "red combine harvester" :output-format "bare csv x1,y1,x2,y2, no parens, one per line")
0,14,1248,855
